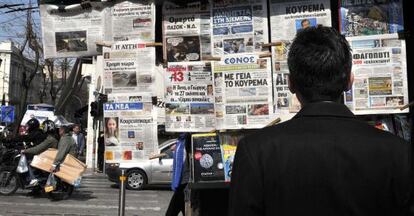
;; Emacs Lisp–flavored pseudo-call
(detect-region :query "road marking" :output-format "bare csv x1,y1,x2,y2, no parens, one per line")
0,201,139,210
75,191,159,196
139,207,161,211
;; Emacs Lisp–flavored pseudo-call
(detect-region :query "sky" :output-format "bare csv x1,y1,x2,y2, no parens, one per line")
0,0,41,46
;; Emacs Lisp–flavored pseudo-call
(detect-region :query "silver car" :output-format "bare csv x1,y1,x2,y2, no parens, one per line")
105,139,177,190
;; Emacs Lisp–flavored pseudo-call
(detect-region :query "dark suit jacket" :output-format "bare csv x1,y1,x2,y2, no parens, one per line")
229,102,412,216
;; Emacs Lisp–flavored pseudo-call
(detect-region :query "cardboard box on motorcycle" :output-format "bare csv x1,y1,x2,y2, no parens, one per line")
30,148,87,185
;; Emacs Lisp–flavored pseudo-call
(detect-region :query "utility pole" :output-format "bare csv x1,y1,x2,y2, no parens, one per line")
1,57,5,106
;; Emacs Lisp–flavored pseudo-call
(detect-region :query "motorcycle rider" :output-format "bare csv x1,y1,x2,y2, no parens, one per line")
50,124,77,173
21,120,59,187
2,118,47,147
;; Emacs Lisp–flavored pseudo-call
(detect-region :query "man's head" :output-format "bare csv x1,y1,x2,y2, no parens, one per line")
73,124,80,134
301,19,311,29
58,124,71,136
288,26,353,104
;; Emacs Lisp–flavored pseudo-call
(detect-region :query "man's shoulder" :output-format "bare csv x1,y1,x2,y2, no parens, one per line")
62,134,75,142
239,121,293,151
367,126,409,146
46,135,58,142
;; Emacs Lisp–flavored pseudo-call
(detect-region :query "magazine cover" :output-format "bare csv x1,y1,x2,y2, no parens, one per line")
191,133,224,182
219,133,243,182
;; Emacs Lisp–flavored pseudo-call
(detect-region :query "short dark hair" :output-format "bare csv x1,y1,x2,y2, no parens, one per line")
301,19,309,26
288,26,352,102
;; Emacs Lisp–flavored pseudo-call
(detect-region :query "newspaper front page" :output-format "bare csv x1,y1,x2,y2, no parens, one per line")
103,40,155,94
162,1,211,62
211,0,269,56
104,96,158,163
213,54,273,129
40,1,106,58
105,0,155,42
340,1,408,114
339,0,404,37
344,34,408,115
269,0,331,116
165,62,215,132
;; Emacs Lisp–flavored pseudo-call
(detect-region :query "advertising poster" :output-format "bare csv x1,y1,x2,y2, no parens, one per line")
269,0,331,115
192,133,224,182
339,0,404,37
103,97,158,163
165,62,216,132
162,1,211,62
344,34,408,114
211,0,269,56
213,54,273,129
103,40,155,94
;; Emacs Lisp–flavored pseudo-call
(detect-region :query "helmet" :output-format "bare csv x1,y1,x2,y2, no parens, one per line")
26,118,40,133
41,120,56,134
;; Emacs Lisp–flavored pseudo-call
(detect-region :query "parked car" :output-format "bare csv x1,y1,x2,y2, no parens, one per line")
105,139,177,190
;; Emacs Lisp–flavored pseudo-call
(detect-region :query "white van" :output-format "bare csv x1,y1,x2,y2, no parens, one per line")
20,104,71,134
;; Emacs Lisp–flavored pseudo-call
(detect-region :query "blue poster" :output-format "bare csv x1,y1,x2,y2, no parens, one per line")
1,106,15,123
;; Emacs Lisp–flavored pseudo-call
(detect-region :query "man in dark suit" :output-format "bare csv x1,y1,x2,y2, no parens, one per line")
229,26,412,216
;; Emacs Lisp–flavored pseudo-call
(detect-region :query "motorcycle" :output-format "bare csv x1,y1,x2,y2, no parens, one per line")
0,141,74,200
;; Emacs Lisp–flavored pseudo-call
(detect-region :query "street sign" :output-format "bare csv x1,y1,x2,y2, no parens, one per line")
1,106,15,123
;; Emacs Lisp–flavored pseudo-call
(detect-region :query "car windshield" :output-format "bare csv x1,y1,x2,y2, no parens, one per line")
159,139,176,150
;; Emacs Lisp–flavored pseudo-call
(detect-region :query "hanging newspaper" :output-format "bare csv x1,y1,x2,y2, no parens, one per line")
39,1,106,58
165,62,215,132
211,0,269,56
269,0,331,116
107,93,153,104
339,0,404,37
104,0,155,42
104,96,158,163
103,40,155,94
269,0,331,41
162,1,211,62
344,34,408,115
213,54,273,129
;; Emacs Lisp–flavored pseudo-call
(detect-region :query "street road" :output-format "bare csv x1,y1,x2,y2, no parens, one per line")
0,172,174,216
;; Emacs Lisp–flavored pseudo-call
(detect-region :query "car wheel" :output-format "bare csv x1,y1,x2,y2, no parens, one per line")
126,169,147,190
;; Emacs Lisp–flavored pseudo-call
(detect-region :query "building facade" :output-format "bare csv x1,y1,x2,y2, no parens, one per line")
0,41,44,124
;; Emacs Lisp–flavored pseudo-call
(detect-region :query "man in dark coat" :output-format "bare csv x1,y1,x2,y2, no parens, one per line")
229,26,413,216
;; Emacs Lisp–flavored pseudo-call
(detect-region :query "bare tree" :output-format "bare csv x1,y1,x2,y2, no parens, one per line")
43,58,74,105
13,4,43,134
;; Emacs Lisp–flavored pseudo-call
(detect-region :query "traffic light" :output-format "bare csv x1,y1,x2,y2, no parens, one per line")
90,102,98,117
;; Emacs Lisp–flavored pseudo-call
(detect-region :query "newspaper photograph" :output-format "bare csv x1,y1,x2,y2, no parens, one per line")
211,0,269,56
163,1,211,62
104,0,155,42
104,100,158,163
165,62,215,132
103,40,155,94
39,1,106,58
213,54,273,129
344,34,408,115
269,0,331,41
339,0,404,37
